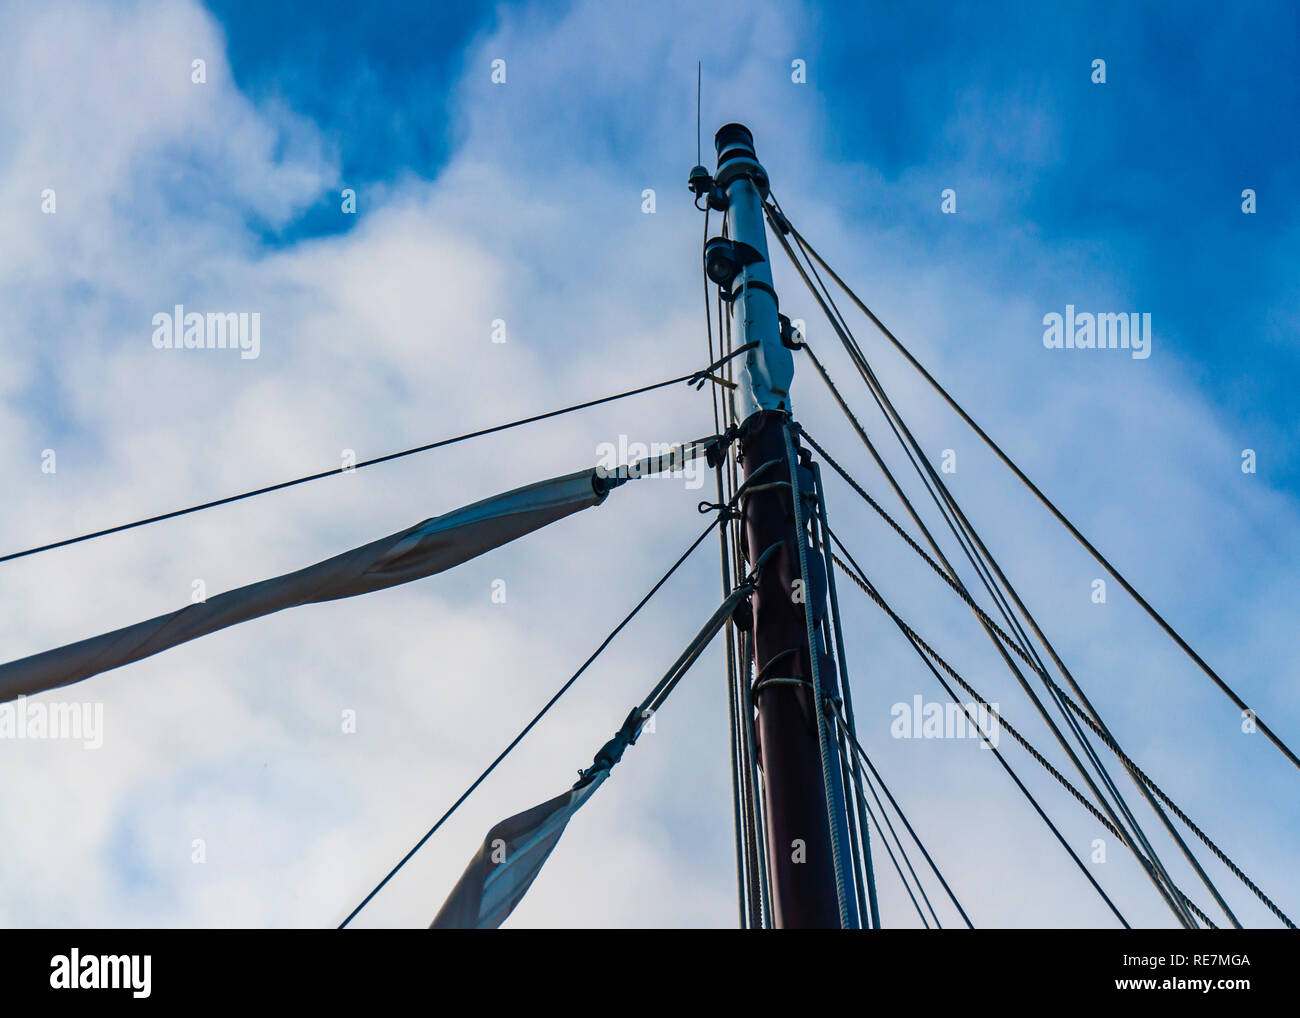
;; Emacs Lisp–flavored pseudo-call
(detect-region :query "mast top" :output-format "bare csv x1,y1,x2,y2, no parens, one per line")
714,123,770,197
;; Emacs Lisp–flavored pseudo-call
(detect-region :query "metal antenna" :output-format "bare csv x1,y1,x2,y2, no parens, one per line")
697,61,702,166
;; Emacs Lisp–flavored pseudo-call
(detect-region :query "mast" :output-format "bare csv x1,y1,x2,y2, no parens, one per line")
697,124,859,928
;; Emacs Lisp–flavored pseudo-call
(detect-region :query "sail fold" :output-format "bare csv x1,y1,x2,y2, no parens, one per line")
0,468,609,701
429,771,608,930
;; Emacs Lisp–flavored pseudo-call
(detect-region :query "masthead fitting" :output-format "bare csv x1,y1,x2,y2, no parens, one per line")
713,122,769,197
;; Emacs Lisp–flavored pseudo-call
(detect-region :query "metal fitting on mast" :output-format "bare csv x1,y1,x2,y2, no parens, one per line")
707,123,794,423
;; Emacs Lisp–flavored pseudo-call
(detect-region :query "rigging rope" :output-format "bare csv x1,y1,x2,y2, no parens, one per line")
807,429,1292,927
847,759,932,928
785,424,857,929
835,723,874,925
729,346,773,924
810,462,880,927
338,515,721,928
706,212,758,929
770,209,1197,927
772,205,1300,777
829,544,1133,927
835,715,974,928
855,741,943,928
2,357,752,567
738,628,772,927
828,532,1221,928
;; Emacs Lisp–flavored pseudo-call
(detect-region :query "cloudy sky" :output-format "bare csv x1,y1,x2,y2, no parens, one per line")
0,0,1296,928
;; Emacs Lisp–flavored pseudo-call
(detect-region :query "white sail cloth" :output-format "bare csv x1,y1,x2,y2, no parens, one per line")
429,772,607,930
0,468,610,702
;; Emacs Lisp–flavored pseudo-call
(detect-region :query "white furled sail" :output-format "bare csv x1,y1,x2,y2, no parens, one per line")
430,771,608,930
0,468,613,701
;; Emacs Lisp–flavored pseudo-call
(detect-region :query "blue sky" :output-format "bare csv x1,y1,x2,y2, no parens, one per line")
213,0,1300,484
0,0,1296,929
